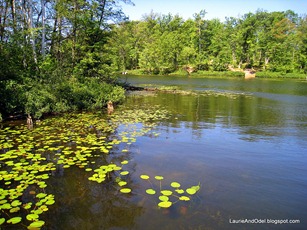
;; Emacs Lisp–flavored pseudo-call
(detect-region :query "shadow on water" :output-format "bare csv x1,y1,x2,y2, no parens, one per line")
44,166,143,230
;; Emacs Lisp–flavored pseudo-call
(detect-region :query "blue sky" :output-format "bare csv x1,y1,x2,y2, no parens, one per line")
121,0,307,21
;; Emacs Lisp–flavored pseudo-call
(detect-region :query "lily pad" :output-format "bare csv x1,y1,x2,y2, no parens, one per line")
120,188,131,194
28,220,45,228
190,183,201,192
158,201,172,208
45,199,55,205
0,218,5,225
113,166,122,171
179,196,190,201
7,216,22,224
9,207,20,213
26,213,39,221
175,189,185,194
186,188,197,195
170,182,181,188
36,193,47,199
161,190,172,196
118,181,127,187
146,189,156,195
11,200,22,207
159,195,169,202
0,203,11,209
120,171,129,176
23,202,32,209
140,174,149,180
154,175,164,180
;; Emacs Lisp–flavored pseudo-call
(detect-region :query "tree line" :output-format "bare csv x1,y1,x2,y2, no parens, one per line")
1,1,306,120
0,0,133,120
110,10,307,75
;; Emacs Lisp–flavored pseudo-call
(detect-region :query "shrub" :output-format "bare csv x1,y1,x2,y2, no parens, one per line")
0,80,26,117
25,86,56,118
256,71,306,79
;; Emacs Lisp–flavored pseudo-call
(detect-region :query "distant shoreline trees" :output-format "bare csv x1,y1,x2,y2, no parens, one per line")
110,10,307,75
1,2,306,120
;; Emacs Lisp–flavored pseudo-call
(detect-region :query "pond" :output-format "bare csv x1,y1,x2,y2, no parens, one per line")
1,75,307,229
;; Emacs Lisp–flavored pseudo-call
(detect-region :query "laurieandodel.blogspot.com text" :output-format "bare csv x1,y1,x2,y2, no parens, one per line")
229,218,301,225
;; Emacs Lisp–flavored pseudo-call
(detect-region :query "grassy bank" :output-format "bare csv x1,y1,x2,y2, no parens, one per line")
256,71,307,79
123,69,245,77
123,69,306,79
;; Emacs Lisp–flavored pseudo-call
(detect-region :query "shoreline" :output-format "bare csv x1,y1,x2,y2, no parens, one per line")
121,70,307,80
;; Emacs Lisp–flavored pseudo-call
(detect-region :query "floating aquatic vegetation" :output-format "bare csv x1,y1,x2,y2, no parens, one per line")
0,105,199,227
0,113,120,228
146,189,156,195
129,84,253,99
140,174,200,209
200,90,253,99
120,188,132,194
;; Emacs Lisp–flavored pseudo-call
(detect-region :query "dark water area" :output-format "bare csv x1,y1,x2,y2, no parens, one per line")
1,75,306,229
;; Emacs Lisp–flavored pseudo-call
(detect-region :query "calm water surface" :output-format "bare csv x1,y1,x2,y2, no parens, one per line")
114,75,307,230
5,75,305,230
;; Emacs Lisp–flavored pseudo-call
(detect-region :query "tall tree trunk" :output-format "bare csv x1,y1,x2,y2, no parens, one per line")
51,0,62,61
41,0,45,57
22,0,37,65
11,0,16,32
0,0,9,41
50,14,57,55
72,0,78,68
99,0,107,27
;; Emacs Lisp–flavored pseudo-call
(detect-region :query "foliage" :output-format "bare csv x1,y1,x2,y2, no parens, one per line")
109,10,307,75
1,2,306,119
256,71,307,79
0,0,132,119
194,71,244,77
23,79,125,119
0,80,27,117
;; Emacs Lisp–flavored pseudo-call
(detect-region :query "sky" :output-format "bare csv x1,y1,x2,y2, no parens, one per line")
121,0,307,21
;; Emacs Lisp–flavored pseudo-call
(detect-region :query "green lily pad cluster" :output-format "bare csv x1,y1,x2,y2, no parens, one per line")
0,107,171,227
140,174,200,209
88,160,132,194
88,162,127,183
110,107,169,125
0,145,56,229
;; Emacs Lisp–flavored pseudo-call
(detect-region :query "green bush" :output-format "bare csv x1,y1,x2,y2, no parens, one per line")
256,71,307,79
194,71,244,77
25,86,56,118
0,80,26,117
22,77,125,119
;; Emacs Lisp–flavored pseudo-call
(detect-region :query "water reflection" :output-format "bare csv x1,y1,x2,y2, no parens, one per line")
2,76,306,230
121,76,307,229
126,90,307,142
45,165,143,230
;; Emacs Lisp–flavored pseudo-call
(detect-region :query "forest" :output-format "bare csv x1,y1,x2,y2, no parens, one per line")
0,0,133,120
1,0,307,120
112,10,307,75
